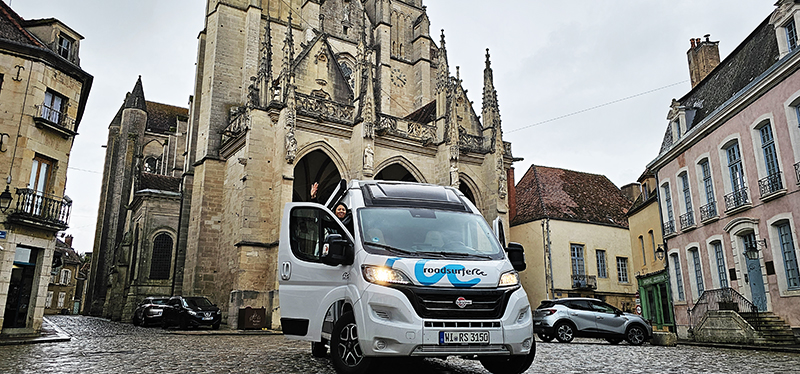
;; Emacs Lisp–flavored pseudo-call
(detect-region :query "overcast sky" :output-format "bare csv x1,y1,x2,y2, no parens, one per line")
8,0,778,252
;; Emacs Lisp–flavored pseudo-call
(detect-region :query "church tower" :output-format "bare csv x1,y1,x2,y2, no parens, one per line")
180,0,518,327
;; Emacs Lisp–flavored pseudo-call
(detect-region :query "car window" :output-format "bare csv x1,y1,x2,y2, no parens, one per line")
185,297,212,307
537,301,555,309
590,301,617,314
564,300,591,311
152,299,168,305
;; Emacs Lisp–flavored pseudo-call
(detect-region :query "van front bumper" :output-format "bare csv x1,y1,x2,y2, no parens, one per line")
355,284,534,357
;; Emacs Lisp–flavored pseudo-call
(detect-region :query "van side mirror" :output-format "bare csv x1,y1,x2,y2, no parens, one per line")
506,242,526,272
321,234,354,266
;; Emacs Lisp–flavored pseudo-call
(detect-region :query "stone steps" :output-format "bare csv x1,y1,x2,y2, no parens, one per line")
740,312,797,345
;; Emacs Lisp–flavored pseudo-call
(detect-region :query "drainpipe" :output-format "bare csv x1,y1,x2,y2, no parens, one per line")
542,218,554,299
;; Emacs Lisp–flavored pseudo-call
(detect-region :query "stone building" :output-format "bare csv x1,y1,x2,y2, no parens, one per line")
45,236,81,315
509,165,636,311
173,0,515,327
84,77,188,321
627,169,674,332
648,0,800,342
0,1,92,336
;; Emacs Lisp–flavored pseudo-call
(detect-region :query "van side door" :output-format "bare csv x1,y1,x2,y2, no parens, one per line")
278,203,353,341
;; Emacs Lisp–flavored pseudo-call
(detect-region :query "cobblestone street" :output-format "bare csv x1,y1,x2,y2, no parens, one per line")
0,316,798,374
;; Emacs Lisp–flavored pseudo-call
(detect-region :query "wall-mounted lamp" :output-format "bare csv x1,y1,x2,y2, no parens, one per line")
0,186,13,213
655,244,665,261
744,239,767,261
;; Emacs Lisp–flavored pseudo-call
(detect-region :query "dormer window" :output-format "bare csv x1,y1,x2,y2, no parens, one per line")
57,34,74,60
673,119,682,140
786,18,798,50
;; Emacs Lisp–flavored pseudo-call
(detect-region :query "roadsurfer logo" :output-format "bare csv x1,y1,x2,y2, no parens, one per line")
414,260,487,288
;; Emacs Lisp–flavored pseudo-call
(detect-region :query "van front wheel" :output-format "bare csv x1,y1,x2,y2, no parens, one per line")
330,312,373,374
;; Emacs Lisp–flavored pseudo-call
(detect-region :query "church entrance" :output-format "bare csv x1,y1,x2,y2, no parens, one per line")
293,150,342,203
374,164,417,182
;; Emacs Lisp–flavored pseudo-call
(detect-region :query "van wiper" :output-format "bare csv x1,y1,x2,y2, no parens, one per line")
416,251,493,260
363,241,419,257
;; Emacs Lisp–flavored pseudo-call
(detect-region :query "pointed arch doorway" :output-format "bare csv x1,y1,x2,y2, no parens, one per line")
374,164,418,182
293,150,342,203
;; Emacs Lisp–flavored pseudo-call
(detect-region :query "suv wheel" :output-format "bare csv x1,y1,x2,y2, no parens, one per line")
625,325,646,346
537,333,554,342
554,322,575,343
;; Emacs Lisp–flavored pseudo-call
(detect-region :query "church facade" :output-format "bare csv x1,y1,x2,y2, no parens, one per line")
88,0,517,327
183,0,516,327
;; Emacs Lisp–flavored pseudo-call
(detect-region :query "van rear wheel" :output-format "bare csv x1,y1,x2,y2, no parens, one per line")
330,312,372,374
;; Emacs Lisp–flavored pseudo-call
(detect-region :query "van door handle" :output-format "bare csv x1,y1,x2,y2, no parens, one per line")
280,262,291,280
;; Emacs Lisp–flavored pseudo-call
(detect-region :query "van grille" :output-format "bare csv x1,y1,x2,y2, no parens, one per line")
396,286,517,319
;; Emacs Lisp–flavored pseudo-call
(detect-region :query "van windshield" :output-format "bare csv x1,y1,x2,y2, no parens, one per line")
358,207,504,260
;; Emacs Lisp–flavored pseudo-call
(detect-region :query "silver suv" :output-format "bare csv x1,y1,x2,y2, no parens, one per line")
533,298,652,345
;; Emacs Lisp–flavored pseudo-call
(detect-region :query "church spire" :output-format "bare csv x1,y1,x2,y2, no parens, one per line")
281,12,295,102
482,48,499,120
124,75,147,111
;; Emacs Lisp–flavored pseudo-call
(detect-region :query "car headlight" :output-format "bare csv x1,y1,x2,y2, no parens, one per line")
499,271,520,287
362,265,411,286
187,310,197,316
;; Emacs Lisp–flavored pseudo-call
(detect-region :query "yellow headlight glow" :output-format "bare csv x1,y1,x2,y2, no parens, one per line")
499,271,520,287
363,266,410,285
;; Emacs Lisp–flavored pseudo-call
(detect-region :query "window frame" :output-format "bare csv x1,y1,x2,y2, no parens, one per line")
571,244,585,276
43,89,67,125
616,257,629,283
689,248,705,297
777,222,800,290
596,249,607,278
712,241,728,289
59,268,71,285
671,253,685,301
149,232,174,280
786,17,798,51
57,33,74,60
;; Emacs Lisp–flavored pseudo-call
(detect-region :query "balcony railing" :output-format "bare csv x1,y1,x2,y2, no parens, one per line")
699,201,718,222
663,220,676,237
794,162,800,185
6,188,72,231
758,172,783,197
724,187,749,212
33,104,76,136
571,274,597,289
679,210,695,230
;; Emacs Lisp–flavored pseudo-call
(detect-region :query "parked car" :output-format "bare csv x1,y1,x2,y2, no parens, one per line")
161,296,222,330
533,298,652,345
132,296,170,326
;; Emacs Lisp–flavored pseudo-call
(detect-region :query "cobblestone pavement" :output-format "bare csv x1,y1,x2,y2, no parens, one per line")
0,315,797,373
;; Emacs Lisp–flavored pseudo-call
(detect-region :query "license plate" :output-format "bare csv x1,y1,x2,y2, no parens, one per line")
202,317,213,321
439,331,489,344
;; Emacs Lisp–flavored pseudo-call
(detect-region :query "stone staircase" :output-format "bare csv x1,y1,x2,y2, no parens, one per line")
740,312,797,345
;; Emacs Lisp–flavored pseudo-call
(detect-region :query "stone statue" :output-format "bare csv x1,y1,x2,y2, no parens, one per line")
364,144,374,170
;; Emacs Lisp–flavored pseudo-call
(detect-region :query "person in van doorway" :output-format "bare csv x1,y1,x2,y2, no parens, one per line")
334,202,354,234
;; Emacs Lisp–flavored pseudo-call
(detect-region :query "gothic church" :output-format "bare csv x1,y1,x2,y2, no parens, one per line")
87,0,517,327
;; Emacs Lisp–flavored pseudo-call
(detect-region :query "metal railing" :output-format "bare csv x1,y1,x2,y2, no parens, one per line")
34,104,76,132
688,287,759,331
571,274,597,289
8,188,72,228
724,187,749,211
663,220,676,236
758,172,783,197
679,211,695,230
699,201,717,221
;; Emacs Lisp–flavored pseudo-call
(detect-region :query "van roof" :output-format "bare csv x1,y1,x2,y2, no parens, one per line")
358,180,469,211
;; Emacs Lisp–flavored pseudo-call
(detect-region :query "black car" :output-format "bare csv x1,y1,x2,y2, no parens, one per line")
161,296,222,330
132,296,170,326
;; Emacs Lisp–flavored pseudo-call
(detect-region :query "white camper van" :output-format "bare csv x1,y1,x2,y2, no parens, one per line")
278,180,534,374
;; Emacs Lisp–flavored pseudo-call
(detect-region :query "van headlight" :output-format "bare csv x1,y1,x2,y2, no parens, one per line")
362,265,411,286
499,271,520,287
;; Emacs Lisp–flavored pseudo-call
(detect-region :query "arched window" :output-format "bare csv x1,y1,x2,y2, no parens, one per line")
144,157,159,174
149,233,173,280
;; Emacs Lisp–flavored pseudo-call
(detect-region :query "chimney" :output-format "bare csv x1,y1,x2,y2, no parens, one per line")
507,167,517,221
65,235,74,248
687,34,720,88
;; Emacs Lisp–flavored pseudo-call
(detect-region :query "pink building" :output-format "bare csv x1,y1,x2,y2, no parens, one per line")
649,1,800,342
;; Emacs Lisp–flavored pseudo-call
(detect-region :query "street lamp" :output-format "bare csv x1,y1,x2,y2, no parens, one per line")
744,239,767,261
655,244,665,261
0,185,13,213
